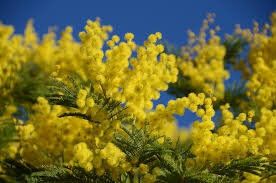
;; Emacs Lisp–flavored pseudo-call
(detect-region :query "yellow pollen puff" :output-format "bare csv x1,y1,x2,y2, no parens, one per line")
107,40,115,47
111,35,120,43
204,98,213,105
124,32,134,41
72,142,94,171
196,109,205,117
139,163,149,174
155,32,162,39
86,97,95,107
148,34,157,43
237,113,247,121
76,89,88,108
248,110,255,118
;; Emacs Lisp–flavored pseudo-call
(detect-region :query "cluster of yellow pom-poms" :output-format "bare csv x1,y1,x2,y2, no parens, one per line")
0,13,276,183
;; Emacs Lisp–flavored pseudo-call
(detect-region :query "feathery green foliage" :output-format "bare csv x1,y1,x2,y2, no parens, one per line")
223,36,248,66
43,77,131,125
0,120,17,149
113,125,276,183
0,158,115,183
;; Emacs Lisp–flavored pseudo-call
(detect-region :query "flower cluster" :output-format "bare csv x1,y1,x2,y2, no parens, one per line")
79,20,178,120
178,14,229,99
190,101,275,165
235,12,276,109
0,23,28,97
0,13,275,183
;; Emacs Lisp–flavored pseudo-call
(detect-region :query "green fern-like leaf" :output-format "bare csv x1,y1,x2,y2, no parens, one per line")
43,77,131,125
223,36,248,66
1,159,115,183
211,156,276,179
0,120,17,149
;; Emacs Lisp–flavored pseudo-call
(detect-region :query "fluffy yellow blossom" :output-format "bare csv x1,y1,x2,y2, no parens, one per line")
0,23,28,97
17,124,35,140
18,97,95,166
19,94,130,176
241,172,261,183
76,89,88,108
191,103,276,164
254,108,276,158
236,13,276,109
142,173,156,183
24,20,38,47
99,142,129,179
132,164,156,183
71,142,94,171
72,20,178,122
1,18,178,124
178,14,229,99
124,32,134,41
138,163,149,174
100,142,126,167
1,13,276,182
146,93,213,136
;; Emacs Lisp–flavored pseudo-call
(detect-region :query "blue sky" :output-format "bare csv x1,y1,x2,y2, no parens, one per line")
1,0,275,45
1,0,275,127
